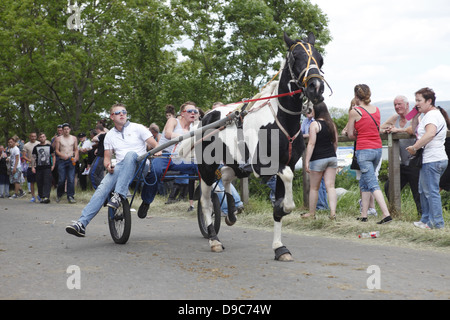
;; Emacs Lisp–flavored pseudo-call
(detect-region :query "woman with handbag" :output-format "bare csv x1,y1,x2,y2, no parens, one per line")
343,98,380,216
406,87,449,229
346,84,392,224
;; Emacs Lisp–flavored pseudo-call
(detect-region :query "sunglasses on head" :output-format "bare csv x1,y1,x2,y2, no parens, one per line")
183,109,198,114
111,110,127,115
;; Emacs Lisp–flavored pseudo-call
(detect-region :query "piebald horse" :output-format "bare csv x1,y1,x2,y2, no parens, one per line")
179,32,325,261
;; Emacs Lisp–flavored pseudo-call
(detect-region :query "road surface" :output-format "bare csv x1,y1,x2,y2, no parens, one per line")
1,198,449,300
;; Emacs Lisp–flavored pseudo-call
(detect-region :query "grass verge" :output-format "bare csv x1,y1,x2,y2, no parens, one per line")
74,186,450,252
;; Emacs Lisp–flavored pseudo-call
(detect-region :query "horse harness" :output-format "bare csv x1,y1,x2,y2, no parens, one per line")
192,42,325,167
234,89,302,166
233,43,321,166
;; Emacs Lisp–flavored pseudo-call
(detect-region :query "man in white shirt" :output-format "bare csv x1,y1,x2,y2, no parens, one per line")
22,132,40,202
7,137,25,199
66,104,161,237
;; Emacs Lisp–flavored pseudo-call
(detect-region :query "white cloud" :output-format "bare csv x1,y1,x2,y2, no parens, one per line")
310,0,450,109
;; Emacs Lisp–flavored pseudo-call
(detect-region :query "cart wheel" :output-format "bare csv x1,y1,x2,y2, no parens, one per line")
197,192,221,239
108,194,132,244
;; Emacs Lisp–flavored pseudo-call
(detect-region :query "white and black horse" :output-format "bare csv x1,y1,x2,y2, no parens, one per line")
179,32,325,261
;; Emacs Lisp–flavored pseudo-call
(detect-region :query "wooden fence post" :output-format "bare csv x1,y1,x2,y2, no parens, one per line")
386,133,401,216
240,177,249,205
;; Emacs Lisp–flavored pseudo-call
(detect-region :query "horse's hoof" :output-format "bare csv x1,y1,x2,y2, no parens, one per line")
274,246,293,262
225,216,236,226
210,240,224,253
277,253,293,262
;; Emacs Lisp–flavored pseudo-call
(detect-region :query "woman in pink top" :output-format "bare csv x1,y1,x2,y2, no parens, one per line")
346,84,392,224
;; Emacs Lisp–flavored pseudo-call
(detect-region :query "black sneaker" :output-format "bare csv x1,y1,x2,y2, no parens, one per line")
41,197,50,204
107,192,121,209
66,221,86,237
138,202,150,219
377,216,393,225
68,196,76,204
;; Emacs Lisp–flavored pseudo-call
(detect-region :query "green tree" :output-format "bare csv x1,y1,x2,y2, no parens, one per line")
171,0,331,104
0,0,139,138
0,0,331,141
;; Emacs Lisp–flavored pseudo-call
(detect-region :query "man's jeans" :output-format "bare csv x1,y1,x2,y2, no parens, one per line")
78,152,144,227
419,160,448,229
57,159,75,199
215,180,244,214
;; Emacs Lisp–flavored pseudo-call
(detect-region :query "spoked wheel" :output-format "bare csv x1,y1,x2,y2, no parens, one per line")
108,195,132,244
197,192,221,239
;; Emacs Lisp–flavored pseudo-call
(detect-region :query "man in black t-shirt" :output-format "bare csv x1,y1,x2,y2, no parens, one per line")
32,133,56,203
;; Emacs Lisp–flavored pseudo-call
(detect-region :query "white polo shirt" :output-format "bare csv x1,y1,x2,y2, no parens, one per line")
104,121,152,163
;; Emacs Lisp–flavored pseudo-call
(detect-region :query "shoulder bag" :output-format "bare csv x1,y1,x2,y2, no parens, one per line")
409,124,445,168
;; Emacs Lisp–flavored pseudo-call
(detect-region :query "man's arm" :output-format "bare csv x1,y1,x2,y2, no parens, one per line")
162,118,179,139
73,136,79,161
104,149,113,173
51,150,56,171
145,136,162,157
380,114,398,133
54,137,64,159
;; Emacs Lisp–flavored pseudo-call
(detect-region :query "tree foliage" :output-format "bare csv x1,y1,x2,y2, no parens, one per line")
0,0,330,142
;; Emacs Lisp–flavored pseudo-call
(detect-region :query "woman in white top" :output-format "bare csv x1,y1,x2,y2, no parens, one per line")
406,87,449,229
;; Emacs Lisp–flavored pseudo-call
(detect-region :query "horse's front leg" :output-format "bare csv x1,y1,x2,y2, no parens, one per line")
272,167,294,261
200,180,224,252
278,166,295,213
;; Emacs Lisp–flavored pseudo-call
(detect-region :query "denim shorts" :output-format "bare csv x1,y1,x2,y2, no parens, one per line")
356,148,382,193
309,157,338,172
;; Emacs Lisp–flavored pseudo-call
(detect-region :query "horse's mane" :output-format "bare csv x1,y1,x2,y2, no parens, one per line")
243,80,279,112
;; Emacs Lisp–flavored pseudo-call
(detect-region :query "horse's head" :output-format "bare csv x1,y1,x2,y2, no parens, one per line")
283,32,325,106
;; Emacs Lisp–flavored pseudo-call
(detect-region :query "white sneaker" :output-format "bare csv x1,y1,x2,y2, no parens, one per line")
359,199,378,216
413,221,430,229
368,208,378,216
82,168,90,175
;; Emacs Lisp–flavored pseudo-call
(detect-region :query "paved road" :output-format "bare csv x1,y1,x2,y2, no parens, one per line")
1,198,449,300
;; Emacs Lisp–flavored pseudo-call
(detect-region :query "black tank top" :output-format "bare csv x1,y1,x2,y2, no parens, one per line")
310,120,336,161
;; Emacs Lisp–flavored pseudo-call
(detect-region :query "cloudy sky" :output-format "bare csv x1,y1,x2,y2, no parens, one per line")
309,0,450,109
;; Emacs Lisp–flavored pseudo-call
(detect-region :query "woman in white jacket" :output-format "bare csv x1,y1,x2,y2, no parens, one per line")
406,87,449,229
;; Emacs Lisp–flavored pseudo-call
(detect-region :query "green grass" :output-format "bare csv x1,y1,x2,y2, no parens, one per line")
235,183,450,251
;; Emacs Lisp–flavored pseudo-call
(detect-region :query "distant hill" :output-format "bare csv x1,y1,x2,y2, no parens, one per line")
375,100,450,124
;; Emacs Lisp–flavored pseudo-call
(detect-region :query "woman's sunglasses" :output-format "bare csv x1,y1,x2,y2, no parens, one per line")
183,109,199,114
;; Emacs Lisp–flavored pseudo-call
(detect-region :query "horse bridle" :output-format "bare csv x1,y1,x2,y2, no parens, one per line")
286,41,324,94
